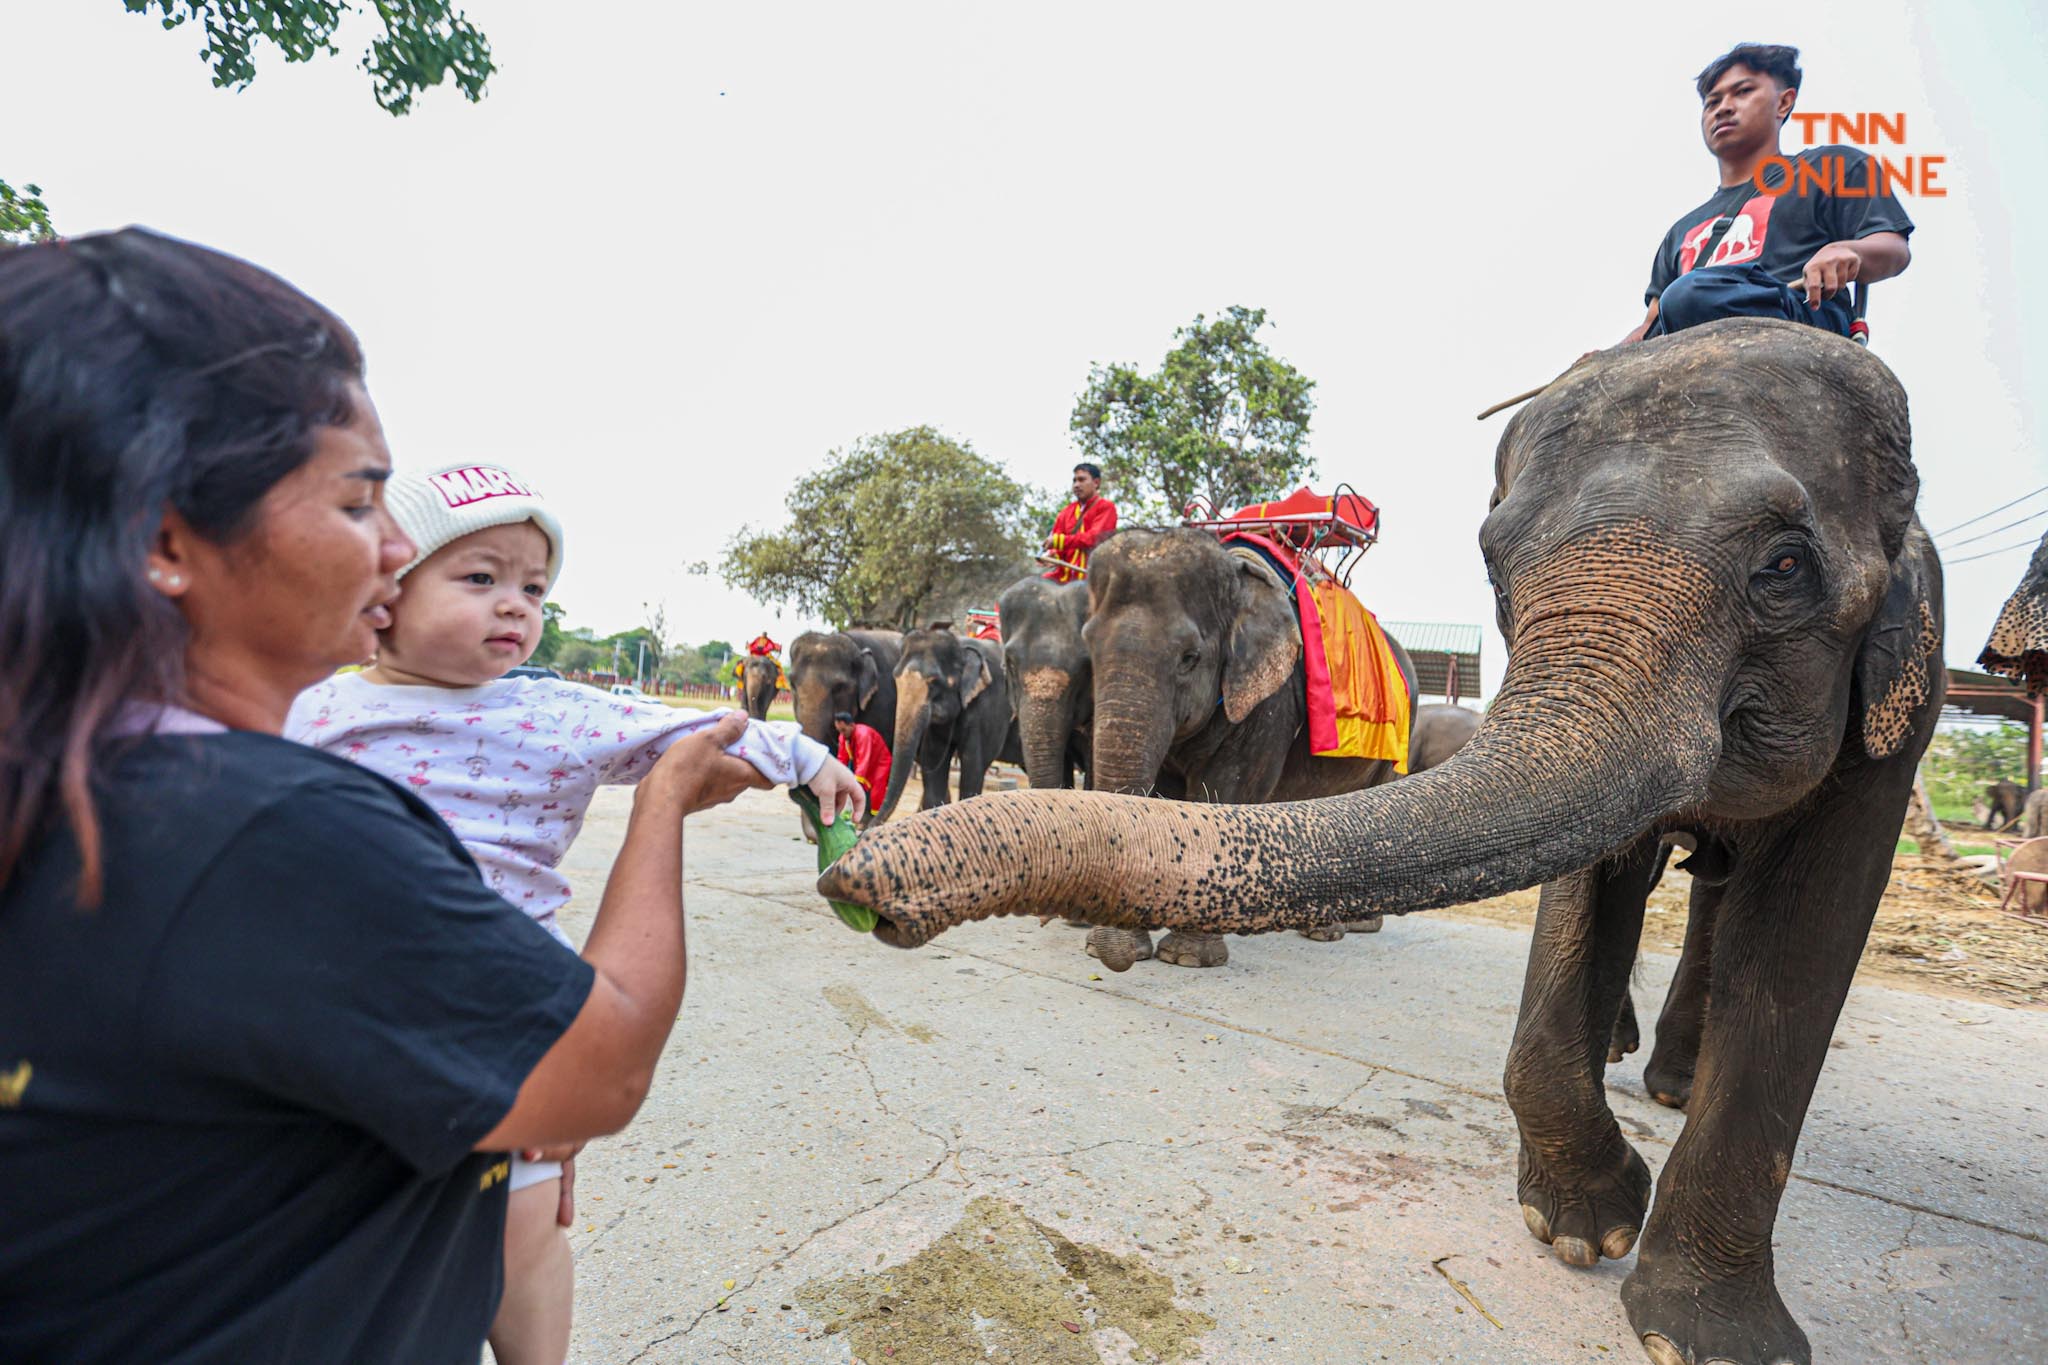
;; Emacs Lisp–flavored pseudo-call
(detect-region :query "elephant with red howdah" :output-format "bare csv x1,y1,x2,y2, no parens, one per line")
1068,526,1418,969
873,628,1021,823
819,320,1944,1365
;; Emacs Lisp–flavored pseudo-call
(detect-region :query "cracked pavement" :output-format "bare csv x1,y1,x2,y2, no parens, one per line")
536,786,2047,1364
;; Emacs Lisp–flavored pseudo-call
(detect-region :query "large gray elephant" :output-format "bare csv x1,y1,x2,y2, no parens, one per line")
1408,702,1481,773
875,629,1019,822
821,321,1945,1365
1077,528,1418,969
996,575,1092,792
788,629,902,748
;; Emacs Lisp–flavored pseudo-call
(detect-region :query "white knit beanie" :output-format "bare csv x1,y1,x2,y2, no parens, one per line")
384,462,566,588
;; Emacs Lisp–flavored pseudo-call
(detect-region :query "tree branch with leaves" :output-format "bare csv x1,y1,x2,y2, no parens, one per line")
1070,305,1317,523
722,427,1038,631
4,1,496,242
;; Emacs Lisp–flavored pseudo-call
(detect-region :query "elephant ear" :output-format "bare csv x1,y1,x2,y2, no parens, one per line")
959,646,992,707
1854,536,1943,761
857,648,882,712
1221,552,1302,724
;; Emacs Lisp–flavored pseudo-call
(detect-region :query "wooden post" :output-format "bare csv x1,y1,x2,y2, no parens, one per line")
2031,694,2043,792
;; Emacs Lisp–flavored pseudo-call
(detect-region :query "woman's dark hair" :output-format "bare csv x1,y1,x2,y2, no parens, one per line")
1696,43,1802,100
0,228,365,900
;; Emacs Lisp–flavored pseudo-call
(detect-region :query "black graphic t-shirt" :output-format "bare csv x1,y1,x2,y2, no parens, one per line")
1645,145,1916,305
0,732,594,1364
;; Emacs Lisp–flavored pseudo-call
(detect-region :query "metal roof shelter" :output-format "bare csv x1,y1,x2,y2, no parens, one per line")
1945,666,2045,789
1383,621,1483,705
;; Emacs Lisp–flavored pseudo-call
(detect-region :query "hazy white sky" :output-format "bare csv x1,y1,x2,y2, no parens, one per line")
9,1,2044,695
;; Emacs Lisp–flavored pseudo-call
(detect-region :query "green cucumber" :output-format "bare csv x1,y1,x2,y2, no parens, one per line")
790,787,878,932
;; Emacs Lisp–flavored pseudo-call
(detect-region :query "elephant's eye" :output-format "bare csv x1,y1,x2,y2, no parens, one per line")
1178,648,1201,671
1759,552,1801,579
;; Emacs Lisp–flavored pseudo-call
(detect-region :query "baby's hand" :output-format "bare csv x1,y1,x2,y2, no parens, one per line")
807,757,867,824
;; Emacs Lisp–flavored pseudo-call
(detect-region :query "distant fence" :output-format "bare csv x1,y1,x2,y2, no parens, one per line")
561,673,746,703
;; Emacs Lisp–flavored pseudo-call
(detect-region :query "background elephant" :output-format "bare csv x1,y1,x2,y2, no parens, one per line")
875,629,1019,822
788,629,901,747
997,575,1092,792
788,629,902,834
823,321,1946,1365
1078,527,1417,969
737,655,782,721
1408,703,1481,773
1979,779,2026,829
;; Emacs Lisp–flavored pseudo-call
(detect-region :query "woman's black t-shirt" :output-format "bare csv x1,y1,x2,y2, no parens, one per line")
0,732,595,1363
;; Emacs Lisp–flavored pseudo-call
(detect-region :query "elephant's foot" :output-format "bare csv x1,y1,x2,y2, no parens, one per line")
1086,927,1153,973
1298,925,1346,942
1622,1257,1809,1365
1154,930,1229,968
1516,1134,1651,1269
1643,1042,1695,1110
1608,996,1642,1065
1346,916,1383,934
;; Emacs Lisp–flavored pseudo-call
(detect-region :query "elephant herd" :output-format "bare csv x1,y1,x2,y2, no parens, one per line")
781,533,1485,972
821,322,1968,1365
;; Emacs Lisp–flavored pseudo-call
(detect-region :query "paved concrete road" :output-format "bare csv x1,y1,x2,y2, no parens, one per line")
547,787,2047,1365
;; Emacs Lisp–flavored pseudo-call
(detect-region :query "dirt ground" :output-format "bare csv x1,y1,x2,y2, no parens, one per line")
1436,851,2048,1009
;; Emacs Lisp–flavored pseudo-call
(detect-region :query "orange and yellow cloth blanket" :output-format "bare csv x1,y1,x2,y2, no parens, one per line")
1303,579,1411,770
1224,533,1410,770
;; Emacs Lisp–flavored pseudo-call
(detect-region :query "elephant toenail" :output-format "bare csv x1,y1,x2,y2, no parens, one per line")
1601,1226,1637,1259
1553,1235,1598,1267
1521,1204,1552,1242
1640,1334,1686,1365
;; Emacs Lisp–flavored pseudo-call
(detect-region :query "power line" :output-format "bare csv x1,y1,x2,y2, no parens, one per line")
1929,483,2048,540
1945,535,2043,566
1940,504,2048,550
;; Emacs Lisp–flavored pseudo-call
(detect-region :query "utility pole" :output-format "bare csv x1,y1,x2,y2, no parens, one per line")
636,639,647,691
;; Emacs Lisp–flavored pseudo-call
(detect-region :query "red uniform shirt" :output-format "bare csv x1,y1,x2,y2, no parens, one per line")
836,723,892,801
1043,495,1117,582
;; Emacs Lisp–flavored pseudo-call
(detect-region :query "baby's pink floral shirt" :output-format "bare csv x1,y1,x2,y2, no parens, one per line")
285,673,827,948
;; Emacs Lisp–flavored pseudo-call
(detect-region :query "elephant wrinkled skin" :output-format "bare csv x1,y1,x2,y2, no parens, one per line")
875,628,1019,823
819,321,1946,1365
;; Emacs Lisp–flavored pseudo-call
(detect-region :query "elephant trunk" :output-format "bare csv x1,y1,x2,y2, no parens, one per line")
1016,668,1079,790
1085,666,1174,796
875,671,931,822
822,598,1724,949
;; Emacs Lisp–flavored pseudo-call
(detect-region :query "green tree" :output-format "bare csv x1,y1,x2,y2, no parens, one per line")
722,427,1037,630
0,182,56,245
1921,724,2030,814
5,1,495,239
1070,305,1316,523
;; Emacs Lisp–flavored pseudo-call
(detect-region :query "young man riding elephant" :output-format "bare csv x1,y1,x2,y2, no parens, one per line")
820,320,1944,1365
1618,43,1913,346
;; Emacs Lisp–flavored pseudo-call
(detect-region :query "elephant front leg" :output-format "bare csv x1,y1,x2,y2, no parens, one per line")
918,761,951,811
1622,786,1900,1365
1643,877,1724,1108
1505,834,1662,1270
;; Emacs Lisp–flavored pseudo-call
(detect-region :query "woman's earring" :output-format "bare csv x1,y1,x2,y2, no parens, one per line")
147,568,162,582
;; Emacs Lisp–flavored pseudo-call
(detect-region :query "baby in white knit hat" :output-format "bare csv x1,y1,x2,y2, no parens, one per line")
284,461,861,1365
